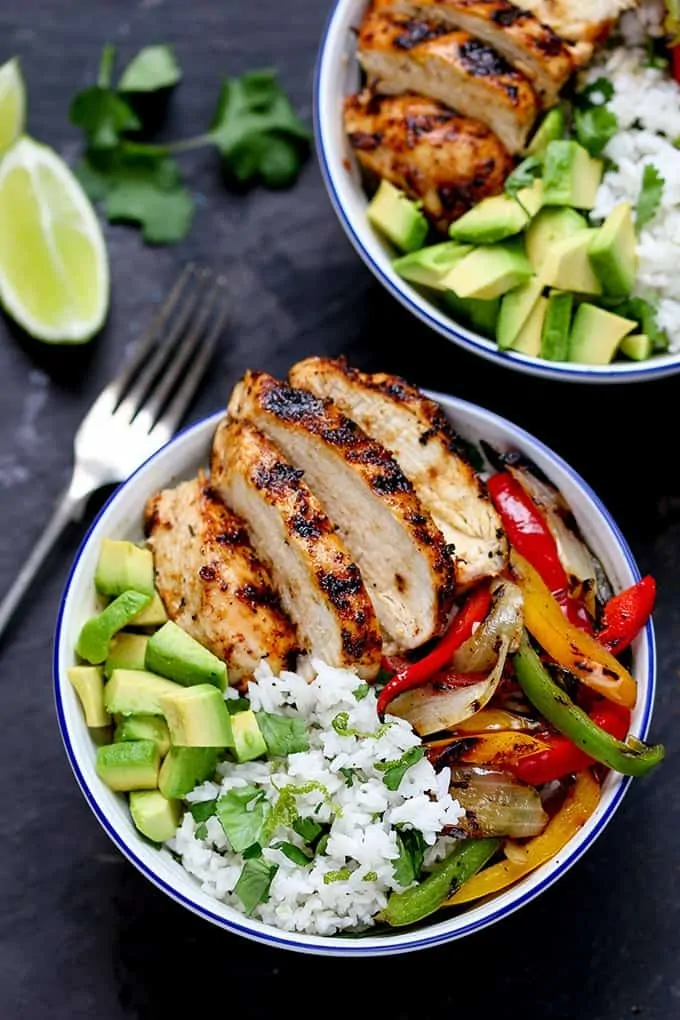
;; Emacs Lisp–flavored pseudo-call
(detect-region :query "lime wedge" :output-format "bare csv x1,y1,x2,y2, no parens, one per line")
0,58,26,156
0,136,109,342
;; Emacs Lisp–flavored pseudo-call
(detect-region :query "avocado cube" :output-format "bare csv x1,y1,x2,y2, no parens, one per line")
588,203,638,298
158,746,219,799
129,790,182,843
114,714,171,757
104,669,183,717
496,277,544,350
539,230,602,295
145,621,227,691
441,239,533,300
68,665,110,728
511,295,548,358
449,181,542,245
525,207,588,275
619,333,652,361
94,539,154,598
367,179,429,253
231,710,267,763
76,590,152,665
392,241,472,290
542,141,603,210
526,106,566,160
568,303,637,365
443,290,500,338
128,590,168,628
159,684,234,748
96,740,160,792
540,290,574,362
104,632,149,679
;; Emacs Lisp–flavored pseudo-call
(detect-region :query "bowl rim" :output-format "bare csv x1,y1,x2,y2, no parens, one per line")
313,0,680,384
53,401,656,956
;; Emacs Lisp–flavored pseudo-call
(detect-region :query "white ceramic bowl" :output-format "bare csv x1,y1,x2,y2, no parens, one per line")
314,0,680,383
54,395,656,956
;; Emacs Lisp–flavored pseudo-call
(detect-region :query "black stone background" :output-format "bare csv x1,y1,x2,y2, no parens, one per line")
0,2,678,1017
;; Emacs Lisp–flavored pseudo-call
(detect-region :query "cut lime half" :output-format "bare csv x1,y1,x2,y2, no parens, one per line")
0,57,26,156
0,136,109,342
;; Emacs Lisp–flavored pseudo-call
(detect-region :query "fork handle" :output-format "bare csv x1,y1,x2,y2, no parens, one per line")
0,482,91,643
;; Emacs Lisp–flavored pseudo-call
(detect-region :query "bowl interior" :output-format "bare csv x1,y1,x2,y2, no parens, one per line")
314,0,680,382
54,398,654,956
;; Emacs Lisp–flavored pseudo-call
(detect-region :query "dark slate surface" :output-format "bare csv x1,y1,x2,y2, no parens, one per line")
0,1,678,1017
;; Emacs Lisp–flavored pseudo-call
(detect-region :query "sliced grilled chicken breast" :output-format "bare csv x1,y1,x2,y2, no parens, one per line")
288,357,507,589
144,473,299,682
210,418,383,680
357,1,540,154
345,90,513,233
381,0,573,107
512,0,631,57
227,371,456,652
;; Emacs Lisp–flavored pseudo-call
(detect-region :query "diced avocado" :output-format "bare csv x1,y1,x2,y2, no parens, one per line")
441,239,533,300
619,333,652,361
145,621,227,691
159,684,234,748
542,140,603,210
68,665,110,728
158,746,219,799
443,291,500,337
104,668,183,717
525,207,588,275
496,277,543,350
76,589,152,665
511,295,549,357
90,726,114,747
367,180,429,253
129,790,182,843
526,106,566,160
392,241,472,290
95,740,160,792
540,230,602,294
540,290,574,361
588,203,638,297
448,181,542,245
231,710,268,763
94,539,154,598
114,714,171,756
104,632,149,679
128,590,168,628
568,303,637,364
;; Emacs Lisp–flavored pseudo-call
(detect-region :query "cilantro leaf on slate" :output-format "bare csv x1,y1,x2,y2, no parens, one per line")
234,858,278,915
70,87,140,150
118,44,182,93
574,106,618,157
209,68,310,187
636,164,664,232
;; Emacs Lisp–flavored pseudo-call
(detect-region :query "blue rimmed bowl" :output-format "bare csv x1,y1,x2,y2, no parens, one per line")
54,394,656,956
314,0,680,383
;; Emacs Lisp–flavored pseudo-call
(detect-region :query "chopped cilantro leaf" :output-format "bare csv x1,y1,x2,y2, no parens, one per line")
293,816,323,844
234,858,278,915
576,77,615,107
504,156,542,201
272,841,313,866
392,828,426,886
242,842,263,860
194,823,208,840
226,696,252,715
352,683,371,701
255,712,309,757
574,106,618,157
636,164,664,232
118,44,182,93
189,799,217,823
216,786,269,853
375,747,424,791
70,86,140,150
339,767,355,788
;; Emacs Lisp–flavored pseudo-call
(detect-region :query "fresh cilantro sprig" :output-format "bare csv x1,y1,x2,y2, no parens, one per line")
636,164,664,232
70,45,310,244
504,156,542,201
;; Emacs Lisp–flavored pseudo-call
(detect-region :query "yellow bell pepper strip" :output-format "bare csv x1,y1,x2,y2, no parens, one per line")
513,630,664,776
453,708,542,734
425,730,550,770
444,768,600,906
510,550,638,708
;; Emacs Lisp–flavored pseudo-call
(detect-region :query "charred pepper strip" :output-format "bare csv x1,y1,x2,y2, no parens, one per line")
597,575,656,655
379,837,500,927
513,631,664,777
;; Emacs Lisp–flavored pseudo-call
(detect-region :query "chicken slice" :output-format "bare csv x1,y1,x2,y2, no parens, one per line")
512,0,633,59
380,0,574,107
210,418,383,680
288,357,508,590
345,90,513,233
357,1,540,154
227,371,456,652
144,473,300,683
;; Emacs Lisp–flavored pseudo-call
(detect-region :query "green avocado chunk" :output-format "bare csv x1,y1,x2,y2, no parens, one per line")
540,290,574,361
367,179,429,253
128,590,168,627
449,181,543,245
568,303,637,364
542,140,603,210
511,294,549,357
68,665,110,728
496,277,544,350
540,230,602,294
114,714,171,756
158,746,219,798
104,632,149,678
619,332,652,361
96,739,160,792
159,684,234,748
129,790,182,843
441,239,533,300
76,589,152,664
588,202,638,297
393,241,472,289
526,106,566,160
443,290,500,337
525,207,588,276
231,710,268,763
104,668,183,717
145,621,227,691
94,539,155,598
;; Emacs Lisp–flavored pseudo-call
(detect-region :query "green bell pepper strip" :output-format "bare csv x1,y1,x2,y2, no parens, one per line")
513,630,664,777
378,837,500,927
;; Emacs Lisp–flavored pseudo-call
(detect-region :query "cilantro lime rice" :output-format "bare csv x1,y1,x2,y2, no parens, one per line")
168,659,464,935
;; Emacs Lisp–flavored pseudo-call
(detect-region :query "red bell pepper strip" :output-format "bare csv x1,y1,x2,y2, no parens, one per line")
508,700,631,786
376,585,492,717
672,45,680,84
597,575,656,655
487,472,592,632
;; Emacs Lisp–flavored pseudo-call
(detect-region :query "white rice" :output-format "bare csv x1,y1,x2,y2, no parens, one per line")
583,23,680,348
168,659,464,936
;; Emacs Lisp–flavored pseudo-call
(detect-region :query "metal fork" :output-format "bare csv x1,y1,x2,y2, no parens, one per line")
0,263,228,641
